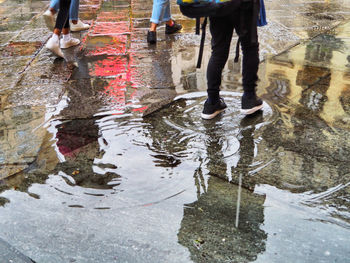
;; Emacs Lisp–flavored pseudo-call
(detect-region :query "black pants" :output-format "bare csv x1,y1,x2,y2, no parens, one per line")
55,0,71,30
207,11,259,101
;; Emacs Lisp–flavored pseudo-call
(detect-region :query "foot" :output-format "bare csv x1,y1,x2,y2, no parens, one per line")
43,9,55,31
60,37,80,49
165,20,182,34
147,31,157,44
70,20,90,32
201,98,227,120
241,95,263,115
46,36,64,58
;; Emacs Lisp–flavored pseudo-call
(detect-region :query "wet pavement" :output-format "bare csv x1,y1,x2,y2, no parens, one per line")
1,0,350,262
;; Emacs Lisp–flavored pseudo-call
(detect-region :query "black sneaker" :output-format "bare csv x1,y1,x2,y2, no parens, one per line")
165,21,182,34
147,31,157,44
241,95,263,115
201,98,227,119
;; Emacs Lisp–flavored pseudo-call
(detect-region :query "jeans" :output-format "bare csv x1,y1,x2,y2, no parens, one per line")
207,11,259,101
150,0,171,24
55,0,71,29
50,0,79,21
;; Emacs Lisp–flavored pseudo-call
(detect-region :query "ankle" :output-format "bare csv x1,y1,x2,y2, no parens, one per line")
71,20,78,25
150,22,157,32
207,96,219,105
166,20,174,27
243,91,256,99
49,8,56,15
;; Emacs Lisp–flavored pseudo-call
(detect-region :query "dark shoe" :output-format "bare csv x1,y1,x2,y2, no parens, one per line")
165,21,182,34
201,98,227,119
241,95,263,115
147,31,157,44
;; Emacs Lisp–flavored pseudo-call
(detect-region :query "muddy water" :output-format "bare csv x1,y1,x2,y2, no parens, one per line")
1,0,350,262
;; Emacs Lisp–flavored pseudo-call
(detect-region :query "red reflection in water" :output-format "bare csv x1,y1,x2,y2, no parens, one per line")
91,22,130,36
90,56,127,77
84,16,147,114
97,11,128,22
89,55,147,114
56,125,97,158
86,35,127,56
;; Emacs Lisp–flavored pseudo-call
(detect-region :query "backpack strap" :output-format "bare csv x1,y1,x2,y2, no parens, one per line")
196,17,208,69
234,38,241,63
195,17,200,35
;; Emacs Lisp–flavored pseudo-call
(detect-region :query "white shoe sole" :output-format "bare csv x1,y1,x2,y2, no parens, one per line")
201,109,225,120
241,104,264,115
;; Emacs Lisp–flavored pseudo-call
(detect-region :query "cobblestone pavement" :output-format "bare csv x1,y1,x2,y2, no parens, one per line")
0,0,350,262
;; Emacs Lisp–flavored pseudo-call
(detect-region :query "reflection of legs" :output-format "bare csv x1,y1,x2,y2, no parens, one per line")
193,167,207,199
203,120,228,181
232,112,263,190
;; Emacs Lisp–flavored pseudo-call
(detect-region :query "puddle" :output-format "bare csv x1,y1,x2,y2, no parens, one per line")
1,0,350,262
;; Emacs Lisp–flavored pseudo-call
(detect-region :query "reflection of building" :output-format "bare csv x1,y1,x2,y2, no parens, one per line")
260,25,350,131
255,23,350,223
0,105,47,178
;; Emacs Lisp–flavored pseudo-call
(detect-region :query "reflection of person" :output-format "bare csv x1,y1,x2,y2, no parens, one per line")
178,112,267,262
43,0,90,32
147,0,182,44
201,1,263,119
45,0,81,58
53,57,120,189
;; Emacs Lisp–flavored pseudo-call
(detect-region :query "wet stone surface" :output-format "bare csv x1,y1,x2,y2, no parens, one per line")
1,0,350,262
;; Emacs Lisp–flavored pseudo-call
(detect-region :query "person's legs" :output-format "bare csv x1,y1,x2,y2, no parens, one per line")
147,0,181,43
46,0,79,57
234,8,263,114
150,0,168,26
162,0,171,23
207,15,234,103
61,16,81,48
69,0,79,21
54,0,70,31
164,1,181,35
201,15,233,119
50,0,60,13
46,0,70,57
43,0,60,31
69,0,90,31
237,28,259,96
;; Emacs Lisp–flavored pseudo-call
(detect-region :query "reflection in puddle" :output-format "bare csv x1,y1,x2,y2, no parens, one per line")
0,0,350,261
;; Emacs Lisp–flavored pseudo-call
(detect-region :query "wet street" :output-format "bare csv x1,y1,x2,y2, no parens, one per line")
1,0,350,262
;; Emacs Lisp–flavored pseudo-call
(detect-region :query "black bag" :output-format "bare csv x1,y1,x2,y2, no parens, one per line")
177,0,260,68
